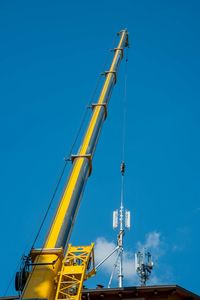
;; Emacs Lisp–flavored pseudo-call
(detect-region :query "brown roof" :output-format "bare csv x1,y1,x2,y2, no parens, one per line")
1,285,199,300
82,285,199,299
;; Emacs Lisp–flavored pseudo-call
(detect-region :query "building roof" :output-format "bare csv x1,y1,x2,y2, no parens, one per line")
82,285,199,300
1,285,199,300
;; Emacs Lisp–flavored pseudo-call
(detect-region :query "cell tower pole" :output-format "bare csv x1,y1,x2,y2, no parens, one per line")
135,248,154,286
96,163,130,288
118,174,124,288
110,162,130,288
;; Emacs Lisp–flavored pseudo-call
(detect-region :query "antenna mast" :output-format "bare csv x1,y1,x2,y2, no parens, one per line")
109,161,130,288
135,248,153,286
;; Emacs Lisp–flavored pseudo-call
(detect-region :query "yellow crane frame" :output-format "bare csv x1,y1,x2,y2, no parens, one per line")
55,244,95,300
21,29,128,300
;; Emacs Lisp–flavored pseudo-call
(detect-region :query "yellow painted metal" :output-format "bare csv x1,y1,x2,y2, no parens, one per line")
22,248,63,300
21,30,128,300
44,29,128,249
55,244,95,300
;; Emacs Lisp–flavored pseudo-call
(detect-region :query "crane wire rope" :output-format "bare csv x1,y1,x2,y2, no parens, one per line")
107,47,129,288
122,48,128,164
3,36,118,298
3,106,91,298
120,47,128,202
30,108,88,251
121,46,129,184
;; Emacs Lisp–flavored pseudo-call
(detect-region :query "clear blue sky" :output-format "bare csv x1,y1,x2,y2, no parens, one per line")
0,0,200,296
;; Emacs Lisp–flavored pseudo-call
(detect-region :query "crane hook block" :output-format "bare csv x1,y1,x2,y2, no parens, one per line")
120,161,125,176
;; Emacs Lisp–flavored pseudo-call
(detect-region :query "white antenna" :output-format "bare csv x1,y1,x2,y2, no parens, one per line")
125,210,131,229
135,248,153,286
113,210,118,229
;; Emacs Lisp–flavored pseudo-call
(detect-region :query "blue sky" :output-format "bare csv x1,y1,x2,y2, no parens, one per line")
0,0,200,296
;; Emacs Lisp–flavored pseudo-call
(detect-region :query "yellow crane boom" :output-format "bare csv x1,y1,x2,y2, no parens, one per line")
20,29,129,300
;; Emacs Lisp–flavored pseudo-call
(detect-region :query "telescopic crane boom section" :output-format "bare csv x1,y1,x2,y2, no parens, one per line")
21,29,129,300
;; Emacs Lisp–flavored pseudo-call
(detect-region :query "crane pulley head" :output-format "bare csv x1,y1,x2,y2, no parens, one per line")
120,161,125,176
